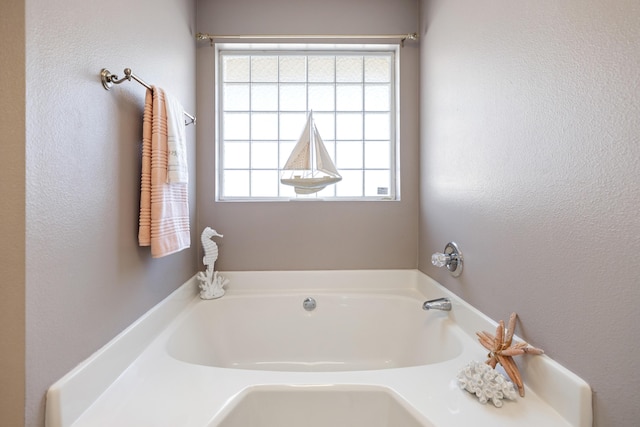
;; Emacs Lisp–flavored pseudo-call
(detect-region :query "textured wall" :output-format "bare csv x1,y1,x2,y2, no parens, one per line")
195,0,420,271
0,1,26,426
24,0,197,425
419,1,640,425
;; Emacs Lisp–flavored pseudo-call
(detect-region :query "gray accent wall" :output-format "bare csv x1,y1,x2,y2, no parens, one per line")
195,0,420,271
419,1,640,426
23,0,197,425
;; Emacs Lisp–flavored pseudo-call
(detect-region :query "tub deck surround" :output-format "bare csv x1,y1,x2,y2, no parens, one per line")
46,270,592,427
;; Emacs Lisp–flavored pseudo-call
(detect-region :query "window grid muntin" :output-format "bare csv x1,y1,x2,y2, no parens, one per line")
219,49,395,200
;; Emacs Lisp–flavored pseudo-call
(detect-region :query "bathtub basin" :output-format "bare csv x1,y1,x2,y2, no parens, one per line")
46,270,593,427
167,292,463,371
210,385,435,427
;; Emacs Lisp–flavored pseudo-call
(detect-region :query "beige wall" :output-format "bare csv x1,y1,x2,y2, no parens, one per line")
24,0,197,425
0,1,26,426
419,1,640,425
195,0,420,271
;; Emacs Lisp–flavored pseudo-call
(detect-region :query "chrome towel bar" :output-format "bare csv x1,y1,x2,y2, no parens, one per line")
100,68,196,126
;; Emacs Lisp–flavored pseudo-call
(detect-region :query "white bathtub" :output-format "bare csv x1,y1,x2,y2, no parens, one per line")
167,292,462,371
46,270,592,427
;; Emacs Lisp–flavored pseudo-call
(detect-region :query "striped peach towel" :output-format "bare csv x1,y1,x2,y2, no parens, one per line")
138,87,190,257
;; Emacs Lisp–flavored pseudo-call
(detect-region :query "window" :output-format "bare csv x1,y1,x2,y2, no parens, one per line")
216,44,398,200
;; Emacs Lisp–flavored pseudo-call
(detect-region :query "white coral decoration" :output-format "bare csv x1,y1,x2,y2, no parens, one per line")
197,271,229,299
457,361,518,408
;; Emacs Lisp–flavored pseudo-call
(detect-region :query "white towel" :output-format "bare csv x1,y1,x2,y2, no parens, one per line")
164,91,189,183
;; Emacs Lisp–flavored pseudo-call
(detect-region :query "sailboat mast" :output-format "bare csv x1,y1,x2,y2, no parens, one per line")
308,111,315,175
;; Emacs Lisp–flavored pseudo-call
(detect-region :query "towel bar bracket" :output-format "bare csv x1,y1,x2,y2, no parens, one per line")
101,68,149,91
102,68,130,89
100,68,117,90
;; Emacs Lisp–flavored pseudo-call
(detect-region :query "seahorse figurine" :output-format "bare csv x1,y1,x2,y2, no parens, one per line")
201,227,223,273
196,227,228,299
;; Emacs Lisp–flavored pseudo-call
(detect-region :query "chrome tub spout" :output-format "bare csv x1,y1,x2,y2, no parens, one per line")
422,297,452,311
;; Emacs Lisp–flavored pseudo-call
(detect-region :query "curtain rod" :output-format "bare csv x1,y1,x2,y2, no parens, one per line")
195,32,419,46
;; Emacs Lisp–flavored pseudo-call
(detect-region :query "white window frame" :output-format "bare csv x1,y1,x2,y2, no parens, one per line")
214,43,400,201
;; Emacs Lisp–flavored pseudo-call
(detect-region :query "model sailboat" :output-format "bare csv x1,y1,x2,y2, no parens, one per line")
280,112,342,195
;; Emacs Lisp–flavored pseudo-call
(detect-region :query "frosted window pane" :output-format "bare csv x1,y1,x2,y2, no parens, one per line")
223,56,250,82
335,170,363,197
224,113,250,140
336,113,363,140
336,85,363,111
365,113,390,139
223,170,250,197
313,113,335,140
365,56,390,82
279,181,297,198
312,181,336,198
251,113,278,140
308,56,335,82
252,84,278,111
364,170,391,197
223,84,250,111
252,56,278,82
336,56,363,82
251,170,279,197
279,113,307,140
364,85,390,111
308,84,335,111
218,51,395,200
280,57,306,82
251,142,279,169
364,141,390,169
280,84,307,111
223,141,250,169
336,141,363,169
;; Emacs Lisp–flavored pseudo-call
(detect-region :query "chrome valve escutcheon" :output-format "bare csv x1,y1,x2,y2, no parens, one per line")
431,242,463,277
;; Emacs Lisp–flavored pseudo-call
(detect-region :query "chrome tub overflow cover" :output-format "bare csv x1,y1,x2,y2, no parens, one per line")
303,297,317,311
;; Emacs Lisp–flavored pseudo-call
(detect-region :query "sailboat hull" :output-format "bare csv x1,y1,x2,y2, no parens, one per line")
281,176,342,194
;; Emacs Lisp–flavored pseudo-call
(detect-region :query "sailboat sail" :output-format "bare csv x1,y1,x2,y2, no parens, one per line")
280,112,342,195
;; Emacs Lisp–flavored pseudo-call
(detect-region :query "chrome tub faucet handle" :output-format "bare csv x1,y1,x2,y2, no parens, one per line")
431,242,463,277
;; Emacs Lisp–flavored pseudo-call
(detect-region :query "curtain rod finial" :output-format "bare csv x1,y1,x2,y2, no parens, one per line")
196,32,214,46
